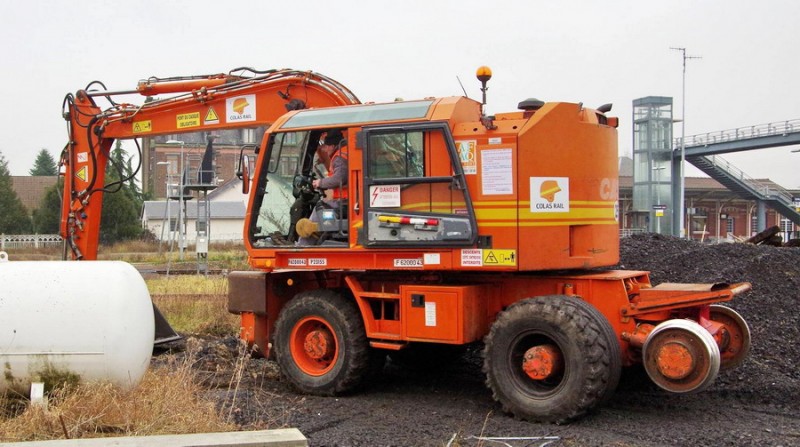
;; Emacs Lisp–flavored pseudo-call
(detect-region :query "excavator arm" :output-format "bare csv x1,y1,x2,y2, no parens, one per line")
60,68,359,260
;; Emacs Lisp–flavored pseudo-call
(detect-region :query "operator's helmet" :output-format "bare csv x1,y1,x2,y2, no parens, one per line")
323,129,345,146
540,180,562,203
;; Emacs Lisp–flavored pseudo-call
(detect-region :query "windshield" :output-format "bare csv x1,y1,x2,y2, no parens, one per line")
251,131,312,243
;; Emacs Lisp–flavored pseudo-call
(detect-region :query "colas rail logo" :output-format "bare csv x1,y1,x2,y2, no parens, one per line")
227,94,255,122
530,177,569,212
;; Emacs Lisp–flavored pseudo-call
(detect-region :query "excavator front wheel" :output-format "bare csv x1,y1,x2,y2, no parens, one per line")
709,305,751,371
643,319,721,393
483,296,621,423
273,289,374,395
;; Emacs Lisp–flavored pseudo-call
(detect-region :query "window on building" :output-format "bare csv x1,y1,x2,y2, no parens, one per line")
167,155,179,175
780,217,793,242
726,217,735,236
242,128,256,144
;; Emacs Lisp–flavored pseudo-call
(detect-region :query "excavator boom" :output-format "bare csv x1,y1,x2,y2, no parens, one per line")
60,68,359,260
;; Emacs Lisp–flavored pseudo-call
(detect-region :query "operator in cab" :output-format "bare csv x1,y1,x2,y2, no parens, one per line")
297,129,348,245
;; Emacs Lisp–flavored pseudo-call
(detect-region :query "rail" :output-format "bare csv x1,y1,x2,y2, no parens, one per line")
675,119,800,148
700,154,794,203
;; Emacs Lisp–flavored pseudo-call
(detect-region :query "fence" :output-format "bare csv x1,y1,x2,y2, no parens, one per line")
0,234,63,250
620,228,646,238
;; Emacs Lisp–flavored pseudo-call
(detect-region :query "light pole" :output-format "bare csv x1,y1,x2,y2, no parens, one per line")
671,47,701,238
156,161,169,254
166,140,186,260
653,166,666,234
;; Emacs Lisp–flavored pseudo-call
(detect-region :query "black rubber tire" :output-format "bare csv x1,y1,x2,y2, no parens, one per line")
273,289,373,395
582,300,622,405
483,296,622,423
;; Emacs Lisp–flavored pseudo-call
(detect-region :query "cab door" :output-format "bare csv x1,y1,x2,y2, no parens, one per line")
360,122,478,247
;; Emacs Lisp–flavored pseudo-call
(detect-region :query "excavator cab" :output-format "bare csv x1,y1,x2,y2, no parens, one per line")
245,100,481,251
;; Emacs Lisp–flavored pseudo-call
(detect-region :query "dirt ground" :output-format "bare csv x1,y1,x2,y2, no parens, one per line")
164,234,800,446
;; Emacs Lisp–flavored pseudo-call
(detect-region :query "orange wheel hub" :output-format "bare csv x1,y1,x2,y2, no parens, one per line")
654,340,694,380
289,317,339,376
522,344,563,380
304,329,335,360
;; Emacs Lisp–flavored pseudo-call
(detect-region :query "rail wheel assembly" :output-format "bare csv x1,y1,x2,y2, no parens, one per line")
483,296,622,423
642,319,721,393
273,289,374,395
709,305,751,371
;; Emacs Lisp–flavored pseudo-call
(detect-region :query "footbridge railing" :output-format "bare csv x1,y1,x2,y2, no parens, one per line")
676,119,800,148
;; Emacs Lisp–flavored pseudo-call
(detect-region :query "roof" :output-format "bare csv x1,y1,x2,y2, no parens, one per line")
207,177,241,199
11,176,58,212
142,200,245,219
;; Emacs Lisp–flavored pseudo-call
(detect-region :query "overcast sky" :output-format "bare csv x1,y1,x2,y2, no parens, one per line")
1,0,797,188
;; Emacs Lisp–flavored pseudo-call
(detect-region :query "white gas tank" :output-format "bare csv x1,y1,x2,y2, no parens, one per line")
0,252,154,394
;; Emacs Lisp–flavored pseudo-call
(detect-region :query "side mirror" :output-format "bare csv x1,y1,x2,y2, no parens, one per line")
237,144,257,195
239,154,250,195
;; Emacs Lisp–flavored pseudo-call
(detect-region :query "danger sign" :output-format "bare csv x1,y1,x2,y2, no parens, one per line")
369,185,401,207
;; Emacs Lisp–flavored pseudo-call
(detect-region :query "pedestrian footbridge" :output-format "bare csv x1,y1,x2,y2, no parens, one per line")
676,119,800,225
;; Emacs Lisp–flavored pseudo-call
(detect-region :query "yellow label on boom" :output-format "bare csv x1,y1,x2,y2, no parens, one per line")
177,112,201,129
132,120,152,133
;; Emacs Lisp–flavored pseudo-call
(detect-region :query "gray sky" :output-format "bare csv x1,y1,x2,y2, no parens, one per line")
1,0,798,187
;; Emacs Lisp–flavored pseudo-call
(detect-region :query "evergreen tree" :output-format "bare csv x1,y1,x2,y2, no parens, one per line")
99,142,143,244
0,151,32,233
29,148,58,176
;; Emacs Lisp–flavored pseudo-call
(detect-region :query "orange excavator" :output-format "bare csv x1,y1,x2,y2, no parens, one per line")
61,66,751,422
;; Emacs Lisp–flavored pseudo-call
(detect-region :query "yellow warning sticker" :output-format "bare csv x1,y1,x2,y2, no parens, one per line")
204,107,219,124
76,166,88,182
177,112,201,129
482,249,517,266
133,120,152,133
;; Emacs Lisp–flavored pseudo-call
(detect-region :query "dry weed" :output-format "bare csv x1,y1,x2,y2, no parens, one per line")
0,353,234,442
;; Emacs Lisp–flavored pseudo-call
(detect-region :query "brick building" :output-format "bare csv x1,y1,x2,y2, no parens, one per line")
142,127,266,200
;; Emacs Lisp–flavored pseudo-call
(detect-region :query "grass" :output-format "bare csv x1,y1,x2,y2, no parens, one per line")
149,275,239,336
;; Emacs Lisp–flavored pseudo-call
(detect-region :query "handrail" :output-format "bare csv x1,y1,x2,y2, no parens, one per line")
675,118,800,148
700,154,794,203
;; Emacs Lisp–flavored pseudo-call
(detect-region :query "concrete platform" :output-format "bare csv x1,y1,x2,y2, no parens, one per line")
0,428,307,447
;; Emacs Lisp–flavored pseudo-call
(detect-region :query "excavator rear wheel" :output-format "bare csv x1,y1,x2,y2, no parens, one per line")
274,289,374,395
709,305,751,371
483,296,621,423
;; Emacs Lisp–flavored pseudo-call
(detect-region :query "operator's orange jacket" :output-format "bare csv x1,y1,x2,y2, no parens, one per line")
320,149,348,200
